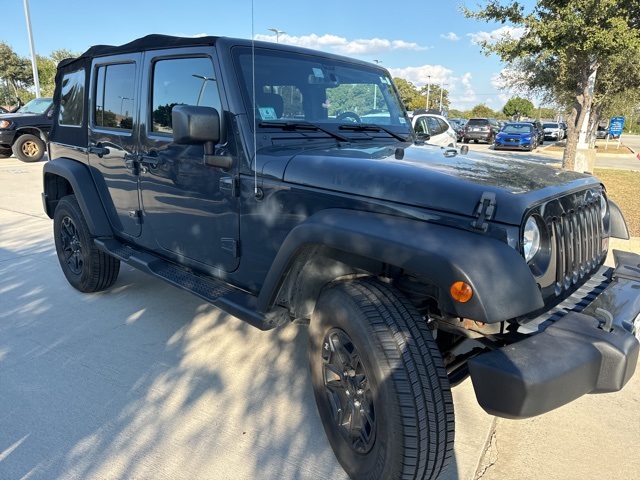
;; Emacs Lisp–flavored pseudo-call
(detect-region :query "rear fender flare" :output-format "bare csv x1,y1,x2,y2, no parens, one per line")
42,158,113,237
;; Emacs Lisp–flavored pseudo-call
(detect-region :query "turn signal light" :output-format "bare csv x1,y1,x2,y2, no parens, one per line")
450,281,473,303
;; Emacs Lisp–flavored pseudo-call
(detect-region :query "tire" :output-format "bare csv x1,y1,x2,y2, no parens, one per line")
309,278,454,480
463,138,469,144
488,135,495,145
473,139,479,144
0,147,12,158
53,195,120,292
12,133,45,162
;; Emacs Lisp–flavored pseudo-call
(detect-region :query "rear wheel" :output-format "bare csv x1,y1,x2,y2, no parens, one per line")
309,278,454,480
12,134,46,162
53,195,120,292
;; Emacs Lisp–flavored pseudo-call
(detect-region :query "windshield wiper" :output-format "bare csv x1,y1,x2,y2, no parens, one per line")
338,123,409,142
258,120,351,143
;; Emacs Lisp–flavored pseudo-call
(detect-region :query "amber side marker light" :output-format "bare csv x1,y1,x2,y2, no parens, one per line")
450,281,473,303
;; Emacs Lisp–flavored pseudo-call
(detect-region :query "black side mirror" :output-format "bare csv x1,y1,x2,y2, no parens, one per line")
172,105,232,169
172,105,220,145
417,132,431,141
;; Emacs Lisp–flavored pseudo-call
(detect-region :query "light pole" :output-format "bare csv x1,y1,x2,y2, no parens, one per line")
23,0,41,98
425,75,432,110
439,83,448,112
268,28,286,43
192,74,215,105
118,96,131,115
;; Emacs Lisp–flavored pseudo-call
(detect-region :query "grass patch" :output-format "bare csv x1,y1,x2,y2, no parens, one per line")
594,168,640,237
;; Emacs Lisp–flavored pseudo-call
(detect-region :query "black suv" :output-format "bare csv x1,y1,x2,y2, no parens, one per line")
462,117,501,144
42,35,639,480
0,97,53,162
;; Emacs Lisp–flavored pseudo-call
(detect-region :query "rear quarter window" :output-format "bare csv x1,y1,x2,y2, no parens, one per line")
58,69,85,127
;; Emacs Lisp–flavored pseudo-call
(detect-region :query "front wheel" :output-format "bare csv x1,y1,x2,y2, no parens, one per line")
309,278,454,480
53,195,120,292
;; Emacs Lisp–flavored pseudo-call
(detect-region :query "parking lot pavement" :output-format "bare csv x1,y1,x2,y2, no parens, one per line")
1,157,638,480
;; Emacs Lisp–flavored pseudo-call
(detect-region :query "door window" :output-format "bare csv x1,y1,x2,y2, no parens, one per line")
94,63,136,130
151,57,221,135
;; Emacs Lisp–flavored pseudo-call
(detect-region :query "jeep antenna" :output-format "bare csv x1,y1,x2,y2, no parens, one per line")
251,0,259,197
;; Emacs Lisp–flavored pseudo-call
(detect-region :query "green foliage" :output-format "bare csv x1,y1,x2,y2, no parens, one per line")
393,78,425,111
502,96,534,119
0,42,32,103
470,104,497,118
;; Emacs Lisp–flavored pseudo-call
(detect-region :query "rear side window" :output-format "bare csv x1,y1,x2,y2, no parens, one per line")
58,69,84,126
94,63,136,130
151,57,221,135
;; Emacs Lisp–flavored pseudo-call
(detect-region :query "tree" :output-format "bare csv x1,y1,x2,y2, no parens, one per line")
463,0,640,170
393,78,425,111
503,97,534,120
470,104,497,118
0,42,32,103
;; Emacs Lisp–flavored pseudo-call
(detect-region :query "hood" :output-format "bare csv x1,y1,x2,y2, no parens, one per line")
259,142,598,225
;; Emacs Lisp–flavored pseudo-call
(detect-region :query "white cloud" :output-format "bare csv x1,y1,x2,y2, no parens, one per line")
458,72,477,103
253,33,428,55
388,65,454,88
440,32,460,41
467,26,526,45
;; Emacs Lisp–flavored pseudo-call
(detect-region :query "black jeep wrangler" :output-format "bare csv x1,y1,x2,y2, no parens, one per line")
0,97,53,162
42,35,639,480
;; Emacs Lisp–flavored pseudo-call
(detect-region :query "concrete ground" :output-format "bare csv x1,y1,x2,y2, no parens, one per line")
1,156,638,480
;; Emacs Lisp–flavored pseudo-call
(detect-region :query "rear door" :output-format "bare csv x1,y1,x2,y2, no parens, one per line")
137,48,240,272
88,54,142,238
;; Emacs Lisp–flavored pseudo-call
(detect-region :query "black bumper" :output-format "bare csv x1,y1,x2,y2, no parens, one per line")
468,250,640,419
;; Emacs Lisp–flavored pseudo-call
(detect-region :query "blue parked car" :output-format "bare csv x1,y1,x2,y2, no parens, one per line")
494,123,538,151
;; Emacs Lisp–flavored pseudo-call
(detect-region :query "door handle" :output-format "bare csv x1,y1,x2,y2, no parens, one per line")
88,142,109,157
140,152,159,168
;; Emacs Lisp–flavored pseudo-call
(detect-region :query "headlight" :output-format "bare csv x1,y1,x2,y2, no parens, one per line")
524,135,532,140
523,216,540,262
599,193,608,220
0,120,13,129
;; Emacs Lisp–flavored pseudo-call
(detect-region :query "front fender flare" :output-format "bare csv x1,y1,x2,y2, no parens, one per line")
258,209,543,323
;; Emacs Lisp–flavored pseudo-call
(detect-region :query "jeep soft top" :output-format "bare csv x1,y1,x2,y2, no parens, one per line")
42,34,640,480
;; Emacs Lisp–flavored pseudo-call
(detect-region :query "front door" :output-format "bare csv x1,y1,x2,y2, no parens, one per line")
137,49,240,273
88,54,142,238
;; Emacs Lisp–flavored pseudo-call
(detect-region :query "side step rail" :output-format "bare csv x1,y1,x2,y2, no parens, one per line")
94,238,288,330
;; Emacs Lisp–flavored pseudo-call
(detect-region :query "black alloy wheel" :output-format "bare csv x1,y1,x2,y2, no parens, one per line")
53,195,120,292
309,278,454,480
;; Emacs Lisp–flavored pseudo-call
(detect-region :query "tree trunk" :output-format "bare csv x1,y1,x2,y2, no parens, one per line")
563,61,596,170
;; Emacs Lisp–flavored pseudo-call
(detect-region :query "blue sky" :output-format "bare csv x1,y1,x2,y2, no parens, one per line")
2,0,533,111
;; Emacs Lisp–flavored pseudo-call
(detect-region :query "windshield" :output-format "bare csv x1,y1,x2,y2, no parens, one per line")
18,98,53,114
232,46,410,137
543,123,559,129
502,124,532,134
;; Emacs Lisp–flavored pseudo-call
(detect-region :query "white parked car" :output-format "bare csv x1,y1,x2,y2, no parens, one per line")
411,113,458,148
542,122,565,141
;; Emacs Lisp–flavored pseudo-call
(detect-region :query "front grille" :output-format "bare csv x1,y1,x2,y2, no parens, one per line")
550,199,604,295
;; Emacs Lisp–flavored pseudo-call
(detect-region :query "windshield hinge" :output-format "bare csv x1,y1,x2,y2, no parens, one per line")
471,192,496,232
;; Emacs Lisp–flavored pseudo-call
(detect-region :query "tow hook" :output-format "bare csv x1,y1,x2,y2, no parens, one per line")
595,308,614,332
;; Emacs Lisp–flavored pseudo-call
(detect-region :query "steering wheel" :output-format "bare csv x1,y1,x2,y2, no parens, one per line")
336,111,361,123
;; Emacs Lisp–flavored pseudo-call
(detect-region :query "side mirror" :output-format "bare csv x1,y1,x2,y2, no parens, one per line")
172,105,232,169
416,132,431,141
172,105,220,145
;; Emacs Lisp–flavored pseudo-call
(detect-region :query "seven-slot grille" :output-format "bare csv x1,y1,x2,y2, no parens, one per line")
550,198,604,295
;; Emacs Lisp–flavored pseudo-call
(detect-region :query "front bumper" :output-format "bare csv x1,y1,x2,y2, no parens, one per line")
494,139,532,150
468,250,640,418
0,130,16,148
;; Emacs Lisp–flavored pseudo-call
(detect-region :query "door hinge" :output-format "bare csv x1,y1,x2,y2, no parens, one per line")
471,192,496,232
219,177,239,197
221,238,239,257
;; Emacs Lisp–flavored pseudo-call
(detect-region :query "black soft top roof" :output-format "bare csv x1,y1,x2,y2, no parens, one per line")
58,34,220,69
